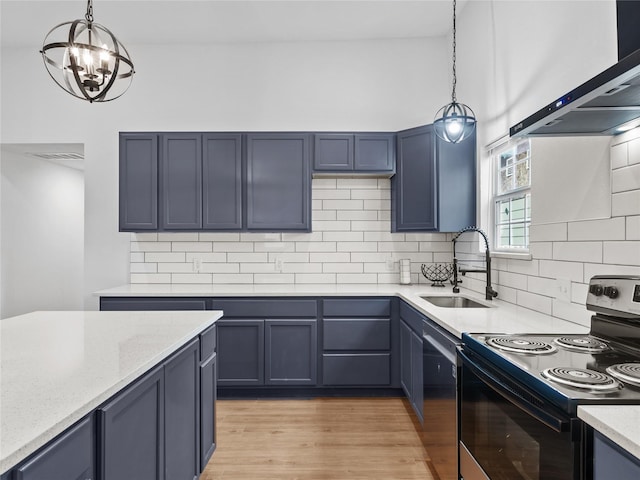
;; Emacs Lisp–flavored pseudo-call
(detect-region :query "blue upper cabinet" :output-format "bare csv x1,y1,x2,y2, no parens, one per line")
119,133,158,231
391,124,476,232
203,133,243,230
246,133,311,232
313,133,395,174
160,133,203,230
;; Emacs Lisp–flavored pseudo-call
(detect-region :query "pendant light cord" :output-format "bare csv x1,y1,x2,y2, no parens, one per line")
451,0,457,103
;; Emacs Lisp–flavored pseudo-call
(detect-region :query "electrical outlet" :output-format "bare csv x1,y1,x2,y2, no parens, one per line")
386,257,395,271
192,257,202,273
275,258,284,272
556,278,571,302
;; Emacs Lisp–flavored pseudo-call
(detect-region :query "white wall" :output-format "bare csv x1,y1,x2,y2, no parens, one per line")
1,37,449,308
1,152,84,318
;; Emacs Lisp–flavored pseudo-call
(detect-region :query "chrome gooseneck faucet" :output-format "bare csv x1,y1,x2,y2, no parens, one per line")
451,226,498,300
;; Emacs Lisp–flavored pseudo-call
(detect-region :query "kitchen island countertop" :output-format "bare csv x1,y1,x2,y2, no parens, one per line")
0,310,222,475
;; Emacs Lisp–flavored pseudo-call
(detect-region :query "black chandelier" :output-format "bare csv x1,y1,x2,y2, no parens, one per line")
433,0,476,143
40,0,135,103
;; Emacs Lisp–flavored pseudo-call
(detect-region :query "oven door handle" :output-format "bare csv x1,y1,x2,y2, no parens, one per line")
458,349,569,433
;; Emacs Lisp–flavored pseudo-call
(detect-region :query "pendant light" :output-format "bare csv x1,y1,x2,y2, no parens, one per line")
434,0,476,143
40,0,135,103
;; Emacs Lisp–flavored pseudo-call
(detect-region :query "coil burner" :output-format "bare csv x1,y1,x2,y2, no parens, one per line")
541,367,622,392
606,364,640,387
553,336,609,353
486,336,557,355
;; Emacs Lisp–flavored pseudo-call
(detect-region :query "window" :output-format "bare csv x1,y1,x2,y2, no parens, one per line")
492,139,531,251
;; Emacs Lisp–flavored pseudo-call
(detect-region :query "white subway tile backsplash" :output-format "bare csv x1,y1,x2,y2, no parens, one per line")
296,242,337,252
131,273,171,284
337,178,379,189
583,263,640,281
172,242,213,252
158,263,197,273
185,252,225,262
282,263,323,274
254,242,295,252
552,299,591,327
212,242,253,252
530,223,567,242
274,252,311,263
378,241,419,252
336,273,378,284
199,233,240,241
351,220,388,231
628,216,640,240
529,242,553,260
337,210,378,221
364,231,405,242
322,199,363,210
240,263,277,274
612,190,640,216
419,242,453,252
254,273,295,284
516,291,552,315
313,178,337,189
313,220,352,231
496,271,528,290
132,233,158,241
131,252,145,262
405,233,448,242
172,273,212,283
202,263,241,274
131,242,171,252
295,273,336,284
571,282,589,304
362,199,388,211
507,259,539,276
603,241,640,266
539,260,584,282
629,137,640,165
313,210,338,221
350,189,390,200
612,163,640,193
567,218,626,241
323,231,364,242
553,242,602,263
240,233,281,242
158,233,199,242
281,232,323,242
212,274,253,284
611,142,628,169
151,252,187,263
526,276,556,298
337,242,377,252
227,252,268,263
378,210,391,221
131,263,157,273
323,263,364,273
310,252,349,263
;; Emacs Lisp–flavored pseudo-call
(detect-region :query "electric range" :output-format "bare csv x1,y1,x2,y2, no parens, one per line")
458,275,640,480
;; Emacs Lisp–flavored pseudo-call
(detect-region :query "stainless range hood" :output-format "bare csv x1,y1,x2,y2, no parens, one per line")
510,48,640,137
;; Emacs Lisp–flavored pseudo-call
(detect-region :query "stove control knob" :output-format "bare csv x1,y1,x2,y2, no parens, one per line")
603,286,619,299
589,284,604,296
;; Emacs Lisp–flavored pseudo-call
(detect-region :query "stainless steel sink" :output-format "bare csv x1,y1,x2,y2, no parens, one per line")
419,295,489,308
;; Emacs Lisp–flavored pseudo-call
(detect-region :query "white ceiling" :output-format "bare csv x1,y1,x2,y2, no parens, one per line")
1,0,467,48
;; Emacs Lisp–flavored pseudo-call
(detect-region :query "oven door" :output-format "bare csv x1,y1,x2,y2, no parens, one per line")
458,349,584,480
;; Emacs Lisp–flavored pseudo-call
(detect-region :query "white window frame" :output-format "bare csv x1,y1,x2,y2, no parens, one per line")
490,138,532,253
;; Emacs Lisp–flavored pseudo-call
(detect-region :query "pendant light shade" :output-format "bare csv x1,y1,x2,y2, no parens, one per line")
434,0,476,143
40,0,134,103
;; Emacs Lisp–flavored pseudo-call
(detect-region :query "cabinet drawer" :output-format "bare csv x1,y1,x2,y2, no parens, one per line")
200,324,216,361
322,298,391,317
210,299,317,318
399,301,425,334
15,415,94,480
322,354,390,386
323,319,390,351
100,297,208,311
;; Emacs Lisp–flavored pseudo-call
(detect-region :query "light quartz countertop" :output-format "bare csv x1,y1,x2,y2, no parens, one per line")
95,283,590,338
0,310,222,475
578,406,640,461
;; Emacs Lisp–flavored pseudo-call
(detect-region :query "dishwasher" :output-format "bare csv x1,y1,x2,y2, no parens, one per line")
422,319,460,480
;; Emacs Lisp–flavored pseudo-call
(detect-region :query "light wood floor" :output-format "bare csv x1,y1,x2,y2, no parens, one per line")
202,397,433,480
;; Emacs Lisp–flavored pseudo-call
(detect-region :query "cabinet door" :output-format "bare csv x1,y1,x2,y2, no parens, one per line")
399,320,412,398
203,133,243,230
436,130,477,232
119,133,158,231
410,329,424,422
165,339,200,480
391,125,437,232
313,133,354,171
99,366,164,480
354,133,395,172
246,134,311,231
160,133,202,230
265,319,317,385
200,353,217,472
594,431,640,480
217,319,265,386
15,415,94,480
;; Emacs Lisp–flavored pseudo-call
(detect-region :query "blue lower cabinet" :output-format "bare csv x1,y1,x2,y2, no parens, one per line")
322,354,390,385
99,366,165,480
14,415,94,480
200,352,217,472
216,319,265,386
164,339,200,480
593,431,640,479
265,319,317,385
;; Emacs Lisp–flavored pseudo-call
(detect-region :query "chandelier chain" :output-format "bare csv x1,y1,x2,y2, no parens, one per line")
451,0,457,103
85,0,94,24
